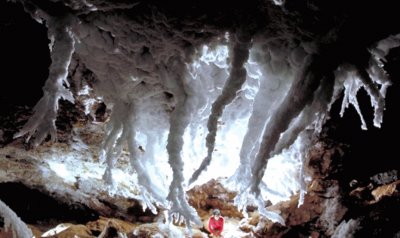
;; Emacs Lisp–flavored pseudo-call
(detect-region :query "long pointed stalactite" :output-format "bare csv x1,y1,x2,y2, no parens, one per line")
273,72,335,156
162,61,202,228
190,30,252,184
227,41,296,190
14,14,76,147
249,52,338,196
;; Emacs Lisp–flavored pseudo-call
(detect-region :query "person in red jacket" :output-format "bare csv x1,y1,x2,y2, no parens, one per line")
208,209,224,237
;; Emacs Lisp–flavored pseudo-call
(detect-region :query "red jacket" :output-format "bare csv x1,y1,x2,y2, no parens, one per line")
208,216,224,235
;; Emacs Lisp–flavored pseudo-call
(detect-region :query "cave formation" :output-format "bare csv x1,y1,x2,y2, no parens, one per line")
1,0,399,237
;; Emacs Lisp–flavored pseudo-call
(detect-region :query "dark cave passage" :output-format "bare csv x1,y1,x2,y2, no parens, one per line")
0,183,99,226
0,1,50,109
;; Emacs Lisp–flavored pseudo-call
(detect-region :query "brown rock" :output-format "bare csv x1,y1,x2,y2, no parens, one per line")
187,178,243,220
86,216,137,235
370,180,400,203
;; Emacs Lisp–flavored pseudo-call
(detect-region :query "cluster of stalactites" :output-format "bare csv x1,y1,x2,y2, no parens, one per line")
8,0,400,231
338,34,400,130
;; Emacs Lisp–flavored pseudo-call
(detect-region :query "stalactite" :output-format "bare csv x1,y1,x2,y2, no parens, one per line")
0,199,33,238
14,15,76,147
234,52,340,222
273,73,335,156
189,31,252,184
227,42,294,190
162,62,202,229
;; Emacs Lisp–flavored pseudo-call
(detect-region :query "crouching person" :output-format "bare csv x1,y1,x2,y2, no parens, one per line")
208,209,224,238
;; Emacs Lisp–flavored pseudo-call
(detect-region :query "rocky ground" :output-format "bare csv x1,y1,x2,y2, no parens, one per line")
1,126,399,237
